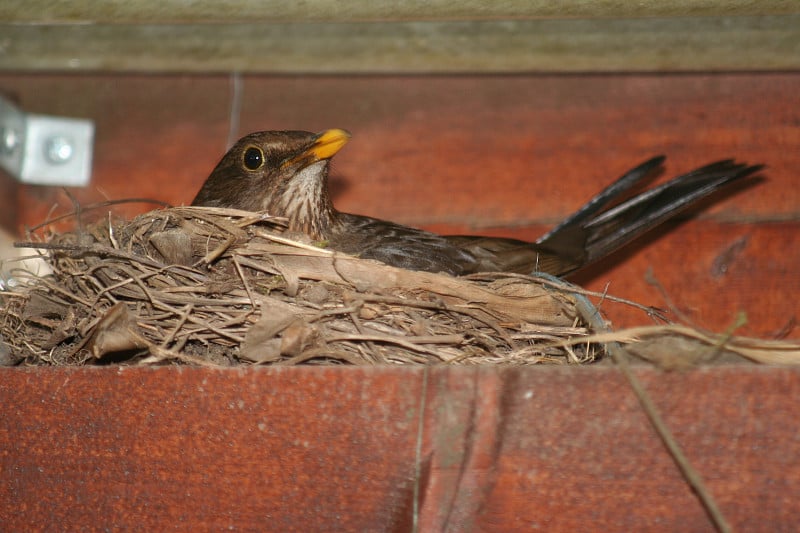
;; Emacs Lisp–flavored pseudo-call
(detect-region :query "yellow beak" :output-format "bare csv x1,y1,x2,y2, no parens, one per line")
284,128,351,169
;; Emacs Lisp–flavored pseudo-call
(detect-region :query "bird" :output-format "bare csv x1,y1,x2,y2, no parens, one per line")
192,129,762,278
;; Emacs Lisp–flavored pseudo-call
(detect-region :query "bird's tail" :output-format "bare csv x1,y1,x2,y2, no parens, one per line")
534,157,763,275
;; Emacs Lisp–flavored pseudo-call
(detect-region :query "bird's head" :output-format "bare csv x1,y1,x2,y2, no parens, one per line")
192,128,350,236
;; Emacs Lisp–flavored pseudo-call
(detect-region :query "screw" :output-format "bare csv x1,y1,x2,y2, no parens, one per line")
1,127,19,156
44,136,74,164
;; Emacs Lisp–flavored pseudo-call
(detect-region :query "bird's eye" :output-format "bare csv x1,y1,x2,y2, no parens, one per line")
242,147,264,170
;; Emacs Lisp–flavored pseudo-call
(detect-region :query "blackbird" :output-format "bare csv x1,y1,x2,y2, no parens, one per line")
192,129,761,277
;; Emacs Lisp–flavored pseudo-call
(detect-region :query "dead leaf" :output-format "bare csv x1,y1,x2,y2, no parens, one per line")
82,303,149,360
150,230,194,266
241,299,309,362
280,319,319,356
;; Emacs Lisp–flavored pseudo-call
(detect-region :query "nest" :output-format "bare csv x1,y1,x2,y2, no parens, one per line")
0,206,615,366
4,206,798,368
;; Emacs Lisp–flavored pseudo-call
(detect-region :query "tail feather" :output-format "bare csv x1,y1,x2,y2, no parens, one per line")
536,157,762,273
536,155,666,244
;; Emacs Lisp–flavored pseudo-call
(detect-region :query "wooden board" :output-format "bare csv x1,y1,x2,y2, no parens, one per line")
3,1,797,22
3,0,800,75
1,16,798,73
1,366,798,531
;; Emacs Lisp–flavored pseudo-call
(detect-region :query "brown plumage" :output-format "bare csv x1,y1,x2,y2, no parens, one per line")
192,129,762,277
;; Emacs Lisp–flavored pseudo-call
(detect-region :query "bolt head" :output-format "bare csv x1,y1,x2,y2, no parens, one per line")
1,127,19,155
45,136,74,164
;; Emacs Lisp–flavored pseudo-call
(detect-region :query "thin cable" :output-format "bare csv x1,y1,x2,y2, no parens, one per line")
226,72,243,149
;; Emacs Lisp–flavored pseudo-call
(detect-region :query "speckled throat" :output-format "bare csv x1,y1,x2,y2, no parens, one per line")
265,161,338,240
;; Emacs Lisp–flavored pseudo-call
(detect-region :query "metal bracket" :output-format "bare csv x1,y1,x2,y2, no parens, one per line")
0,95,94,187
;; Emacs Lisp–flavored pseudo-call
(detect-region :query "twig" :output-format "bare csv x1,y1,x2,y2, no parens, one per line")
233,255,257,307
254,231,335,254
574,294,732,533
354,293,520,350
198,235,237,265
160,304,194,348
26,198,172,233
465,271,666,320
347,300,384,364
327,332,461,357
